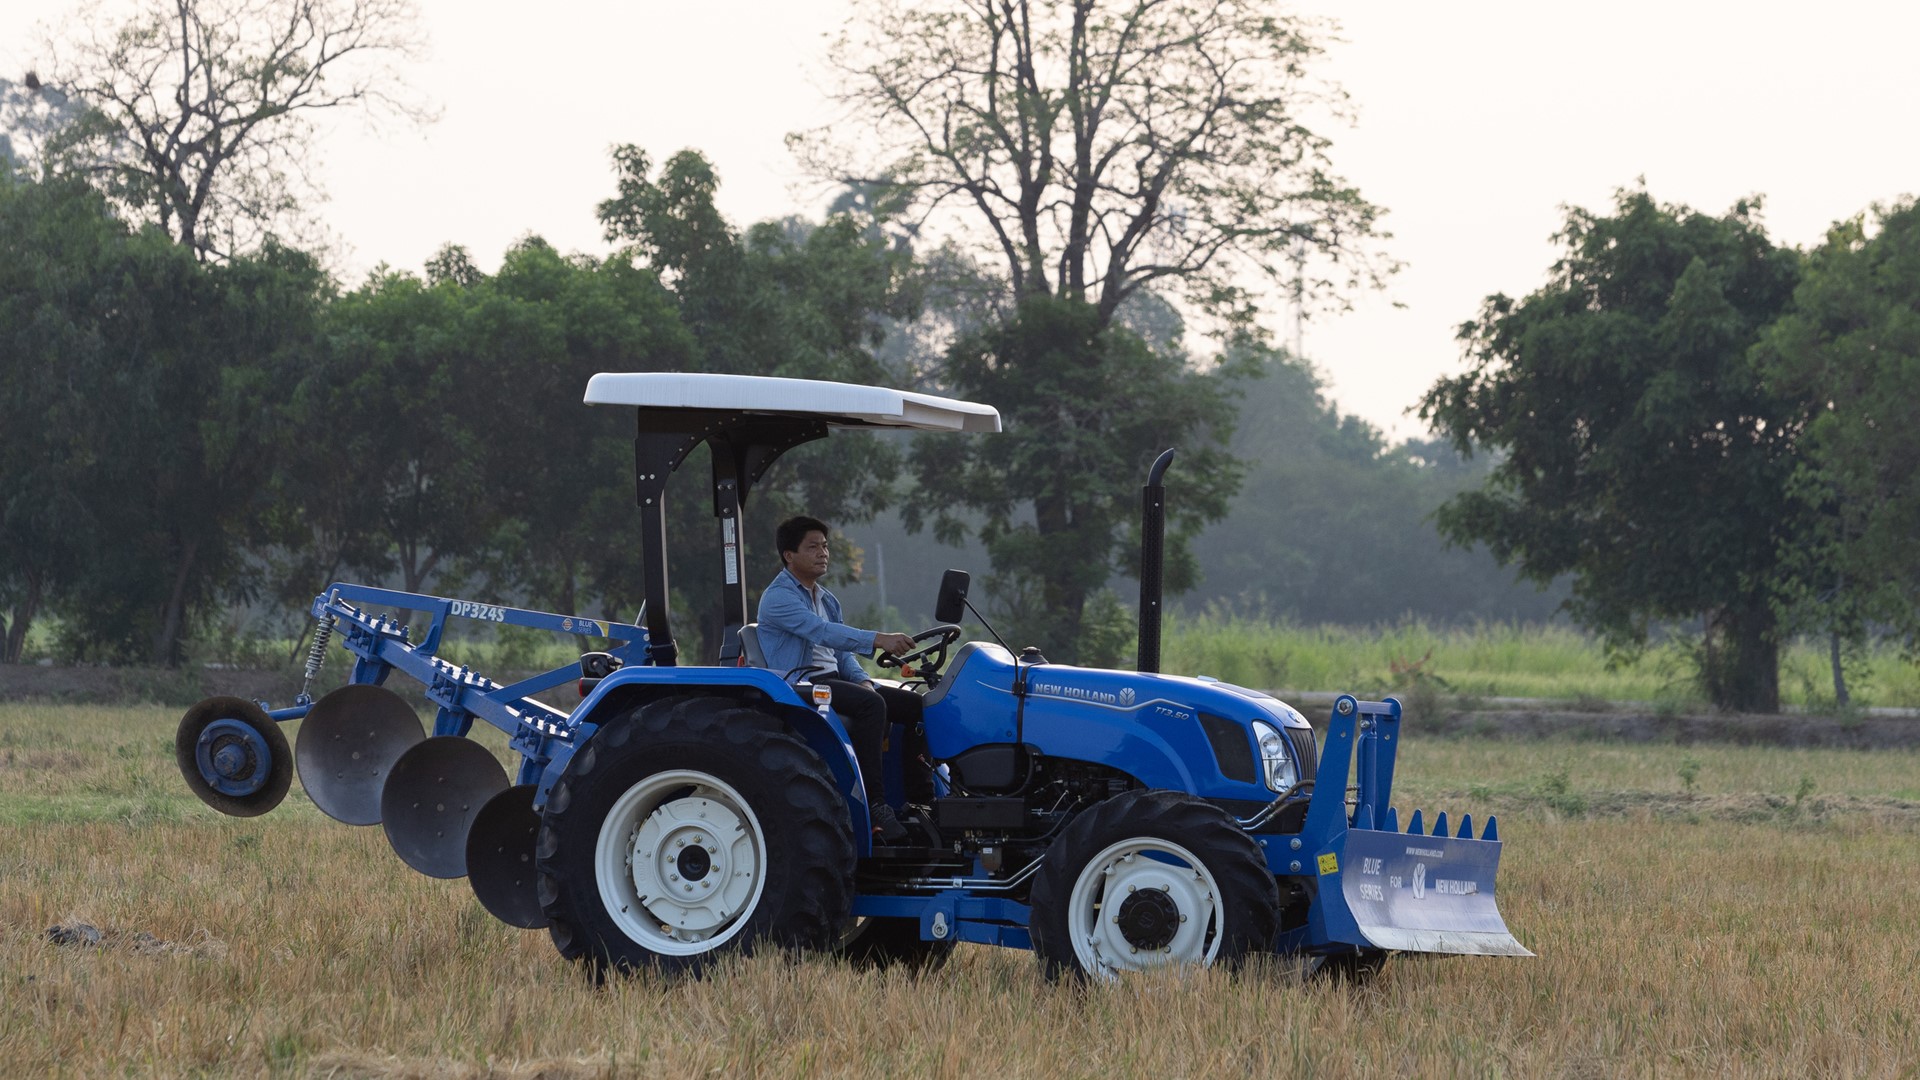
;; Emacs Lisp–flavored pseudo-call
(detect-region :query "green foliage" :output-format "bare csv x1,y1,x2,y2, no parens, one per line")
596,147,925,653
1678,756,1701,793
1757,198,1920,655
1184,347,1568,625
1533,764,1589,816
1422,187,1806,712
0,173,327,663
905,294,1246,660
295,236,696,629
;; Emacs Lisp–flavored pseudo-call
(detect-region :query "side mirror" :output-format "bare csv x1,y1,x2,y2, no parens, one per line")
934,569,971,625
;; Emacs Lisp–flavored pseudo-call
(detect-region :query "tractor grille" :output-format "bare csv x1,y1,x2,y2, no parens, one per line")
1291,726,1319,786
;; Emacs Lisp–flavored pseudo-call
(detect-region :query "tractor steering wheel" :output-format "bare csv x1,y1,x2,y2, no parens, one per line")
875,624,963,673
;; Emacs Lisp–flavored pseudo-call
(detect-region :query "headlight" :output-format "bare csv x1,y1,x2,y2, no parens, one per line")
1251,721,1297,792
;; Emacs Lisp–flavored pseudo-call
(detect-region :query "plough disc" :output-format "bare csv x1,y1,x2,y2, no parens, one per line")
465,785,549,928
380,736,509,878
1338,826,1531,957
175,696,292,817
296,684,424,825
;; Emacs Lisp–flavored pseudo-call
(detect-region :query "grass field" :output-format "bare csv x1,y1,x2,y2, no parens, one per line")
1159,615,1920,711
5,703,1920,1077
24,613,1920,711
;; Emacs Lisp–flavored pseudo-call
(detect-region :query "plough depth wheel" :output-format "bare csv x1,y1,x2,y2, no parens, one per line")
175,696,292,817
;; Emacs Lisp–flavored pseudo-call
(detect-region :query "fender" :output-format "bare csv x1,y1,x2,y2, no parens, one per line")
569,665,876,844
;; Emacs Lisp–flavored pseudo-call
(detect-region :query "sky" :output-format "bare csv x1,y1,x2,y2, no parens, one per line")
4,0,1917,441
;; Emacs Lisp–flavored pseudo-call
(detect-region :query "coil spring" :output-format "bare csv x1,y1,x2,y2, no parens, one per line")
301,615,336,694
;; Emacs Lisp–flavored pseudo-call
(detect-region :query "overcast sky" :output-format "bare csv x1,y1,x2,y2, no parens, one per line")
5,1,1916,440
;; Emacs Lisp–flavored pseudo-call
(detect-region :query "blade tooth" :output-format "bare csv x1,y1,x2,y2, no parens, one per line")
1483,815,1499,842
1457,813,1473,839
1432,811,1449,837
1355,804,1375,830
1385,806,1399,833
1406,809,1424,835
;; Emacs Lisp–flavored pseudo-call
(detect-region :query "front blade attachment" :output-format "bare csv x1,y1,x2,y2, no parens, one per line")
1339,821,1531,957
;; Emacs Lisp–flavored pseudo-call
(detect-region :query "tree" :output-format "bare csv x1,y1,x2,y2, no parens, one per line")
0,174,132,661
597,147,927,656
0,170,327,664
802,2,1389,660
907,294,1245,662
37,0,428,258
1421,188,1805,712
801,0,1392,329
1757,198,1920,693
0,72,86,173
1183,347,1567,626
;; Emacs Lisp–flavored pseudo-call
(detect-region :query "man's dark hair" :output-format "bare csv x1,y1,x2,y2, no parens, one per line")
776,515,831,560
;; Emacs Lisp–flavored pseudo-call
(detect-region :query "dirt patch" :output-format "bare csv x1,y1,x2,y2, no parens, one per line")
1422,706,1920,751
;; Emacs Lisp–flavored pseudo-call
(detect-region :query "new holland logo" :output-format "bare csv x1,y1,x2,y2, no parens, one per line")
1118,687,1135,706
1413,862,1427,899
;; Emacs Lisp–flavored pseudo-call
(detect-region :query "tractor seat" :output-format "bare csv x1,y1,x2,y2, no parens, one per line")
738,622,769,668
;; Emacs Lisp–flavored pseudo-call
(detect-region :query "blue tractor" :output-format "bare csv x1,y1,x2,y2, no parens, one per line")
177,373,1528,979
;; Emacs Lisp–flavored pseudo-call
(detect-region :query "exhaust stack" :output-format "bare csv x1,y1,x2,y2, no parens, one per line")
1137,448,1174,673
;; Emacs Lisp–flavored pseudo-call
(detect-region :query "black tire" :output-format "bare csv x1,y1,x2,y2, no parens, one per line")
1030,789,1280,980
535,695,855,978
175,696,292,817
838,916,957,974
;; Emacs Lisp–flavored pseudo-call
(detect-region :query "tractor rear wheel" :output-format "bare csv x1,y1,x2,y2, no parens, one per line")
1030,789,1279,980
535,696,855,977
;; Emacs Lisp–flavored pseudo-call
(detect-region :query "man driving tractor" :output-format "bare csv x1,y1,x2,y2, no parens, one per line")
755,515,921,842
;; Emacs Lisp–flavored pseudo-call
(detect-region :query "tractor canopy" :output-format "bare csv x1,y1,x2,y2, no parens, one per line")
582,373,1001,666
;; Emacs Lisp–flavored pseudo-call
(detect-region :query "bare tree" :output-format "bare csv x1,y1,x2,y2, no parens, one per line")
39,0,431,259
796,0,1394,330
0,72,89,172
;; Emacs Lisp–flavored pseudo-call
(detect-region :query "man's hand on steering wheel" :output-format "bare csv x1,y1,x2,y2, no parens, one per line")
873,632,916,657
874,624,963,672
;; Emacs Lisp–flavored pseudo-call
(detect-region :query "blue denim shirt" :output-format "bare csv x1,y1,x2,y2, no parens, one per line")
755,568,874,685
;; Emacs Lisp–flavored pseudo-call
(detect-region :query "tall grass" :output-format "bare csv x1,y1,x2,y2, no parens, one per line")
3,704,1920,1076
1161,613,1920,709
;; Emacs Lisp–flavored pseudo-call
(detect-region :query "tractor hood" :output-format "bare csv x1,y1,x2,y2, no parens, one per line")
921,644,1314,802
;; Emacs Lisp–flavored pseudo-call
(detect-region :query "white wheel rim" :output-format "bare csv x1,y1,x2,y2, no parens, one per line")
1065,837,1225,979
594,769,768,956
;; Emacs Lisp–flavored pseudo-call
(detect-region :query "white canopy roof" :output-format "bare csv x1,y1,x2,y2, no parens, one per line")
583,372,1001,433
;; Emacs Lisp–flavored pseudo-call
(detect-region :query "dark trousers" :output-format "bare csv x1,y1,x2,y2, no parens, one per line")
818,679,924,803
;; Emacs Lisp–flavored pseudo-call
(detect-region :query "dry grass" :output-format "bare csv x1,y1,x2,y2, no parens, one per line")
4,704,1920,1077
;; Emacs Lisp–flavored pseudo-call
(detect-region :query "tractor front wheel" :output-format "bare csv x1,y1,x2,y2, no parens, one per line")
536,696,855,977
1030,789,1279,980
